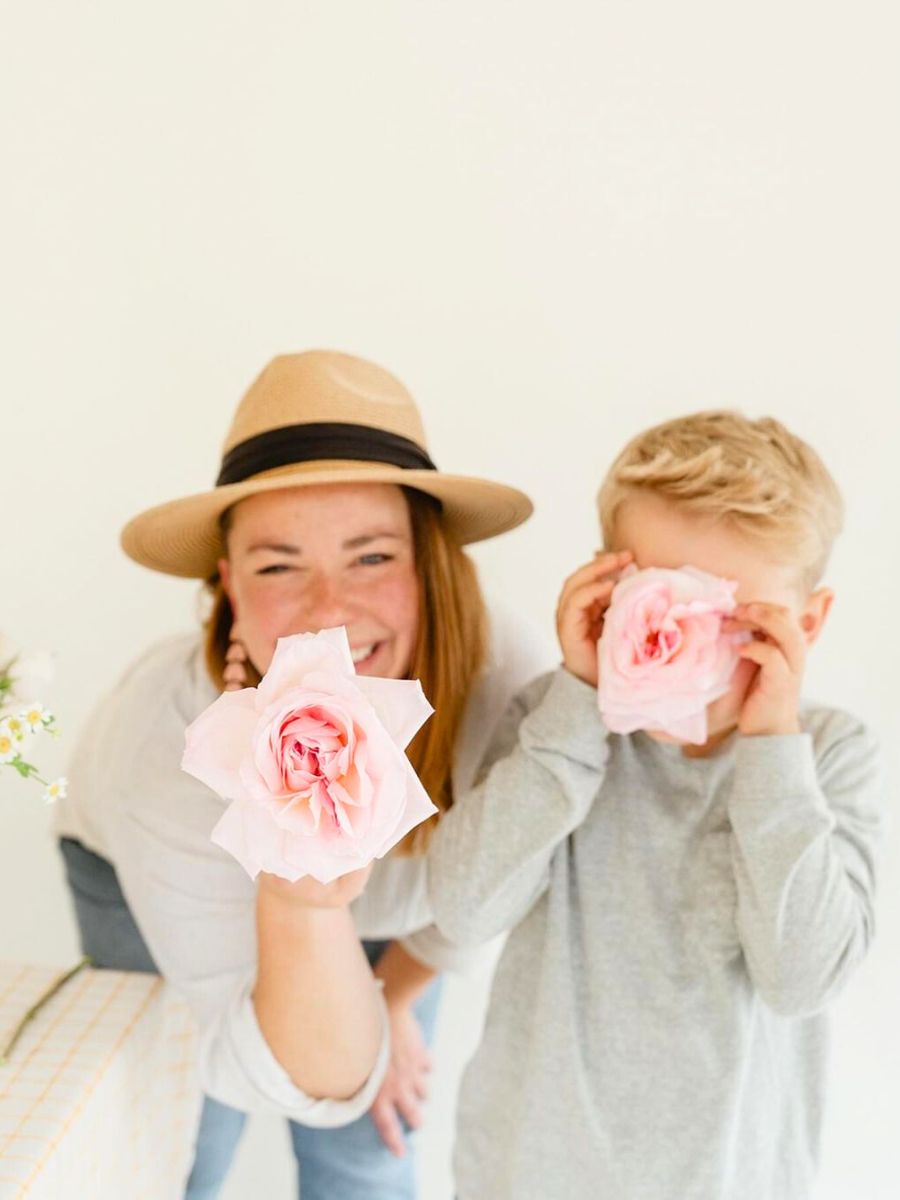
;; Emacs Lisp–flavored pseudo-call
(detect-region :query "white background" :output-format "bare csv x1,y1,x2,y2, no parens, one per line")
2,3,898,1197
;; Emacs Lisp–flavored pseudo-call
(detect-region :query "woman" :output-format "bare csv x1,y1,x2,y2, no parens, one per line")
53,349,551,1199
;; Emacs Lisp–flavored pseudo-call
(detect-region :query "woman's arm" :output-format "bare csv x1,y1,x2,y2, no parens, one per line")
65,635,391,1124
253,869,384,1100
107,791,390,1124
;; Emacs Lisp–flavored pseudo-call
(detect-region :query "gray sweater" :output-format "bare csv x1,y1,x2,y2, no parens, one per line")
428,668,884,1200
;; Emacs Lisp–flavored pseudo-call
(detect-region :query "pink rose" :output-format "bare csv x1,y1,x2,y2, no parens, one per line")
182,627,436,883
597,565,746,744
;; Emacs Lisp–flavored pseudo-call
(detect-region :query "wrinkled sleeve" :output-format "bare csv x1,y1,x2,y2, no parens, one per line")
398,921,494,974
728,713,885,1017
59,638,390,1124
428,668,609,947
106,793,390,1124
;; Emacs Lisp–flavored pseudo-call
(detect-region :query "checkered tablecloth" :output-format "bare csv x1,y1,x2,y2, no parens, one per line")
0,963,200,1199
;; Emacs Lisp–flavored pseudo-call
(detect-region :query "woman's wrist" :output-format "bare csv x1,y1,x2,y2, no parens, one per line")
257,864,372,911
256,879,357,944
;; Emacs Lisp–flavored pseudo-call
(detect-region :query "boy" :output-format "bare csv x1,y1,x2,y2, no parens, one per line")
428,410,884,1200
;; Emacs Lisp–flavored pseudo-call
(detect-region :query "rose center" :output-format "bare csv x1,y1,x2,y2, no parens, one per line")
642,622,680,662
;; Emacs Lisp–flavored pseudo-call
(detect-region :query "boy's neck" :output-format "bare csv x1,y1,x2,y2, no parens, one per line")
680,724,738,759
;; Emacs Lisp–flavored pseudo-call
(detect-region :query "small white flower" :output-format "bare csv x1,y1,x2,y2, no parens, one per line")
0,724,18,764
43,777,68,804
20,703,51,733
1,714,28,743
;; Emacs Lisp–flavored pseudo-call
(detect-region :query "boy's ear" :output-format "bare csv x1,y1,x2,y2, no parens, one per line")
799,587,834,646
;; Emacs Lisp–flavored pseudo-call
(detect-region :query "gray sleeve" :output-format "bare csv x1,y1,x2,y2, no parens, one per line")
728,715,885,1017
397,923,494,974
428,668,608,947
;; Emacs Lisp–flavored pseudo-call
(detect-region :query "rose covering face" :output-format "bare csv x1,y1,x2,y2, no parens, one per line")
181,627,437,883
597,565,748,744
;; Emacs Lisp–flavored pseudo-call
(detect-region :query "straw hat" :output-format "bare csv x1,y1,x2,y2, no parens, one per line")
120,350,533,578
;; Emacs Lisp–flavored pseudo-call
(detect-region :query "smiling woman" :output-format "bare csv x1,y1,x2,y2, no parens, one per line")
51,350,551,1200
218,484,422,684
207,481,500,855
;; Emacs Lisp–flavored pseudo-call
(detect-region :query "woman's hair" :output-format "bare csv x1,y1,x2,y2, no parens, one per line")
201,486,487,854
597,409,844,587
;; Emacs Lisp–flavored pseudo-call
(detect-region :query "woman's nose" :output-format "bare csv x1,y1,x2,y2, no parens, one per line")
299,572,353,631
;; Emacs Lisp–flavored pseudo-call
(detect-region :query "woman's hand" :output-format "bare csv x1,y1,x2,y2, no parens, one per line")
556,550,633,687
369,1000,433,1157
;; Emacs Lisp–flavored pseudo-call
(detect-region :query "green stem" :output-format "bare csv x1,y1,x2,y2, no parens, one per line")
1,760,47,785
0,956,93,1065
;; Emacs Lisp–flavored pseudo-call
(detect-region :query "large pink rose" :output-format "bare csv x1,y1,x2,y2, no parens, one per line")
182,627,436,883
597,565,746,744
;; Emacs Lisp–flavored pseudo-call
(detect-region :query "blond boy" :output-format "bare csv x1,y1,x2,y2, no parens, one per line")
429,411,884,1200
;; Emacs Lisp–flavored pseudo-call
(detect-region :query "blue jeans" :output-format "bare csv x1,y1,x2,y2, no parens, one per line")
59,837,443,1200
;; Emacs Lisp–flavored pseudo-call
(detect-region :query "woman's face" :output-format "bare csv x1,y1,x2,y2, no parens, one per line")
218,482,420,680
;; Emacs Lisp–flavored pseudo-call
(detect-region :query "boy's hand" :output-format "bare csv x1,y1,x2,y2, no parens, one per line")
556,551,633,687
370,1002,432,1156
726,602,806,737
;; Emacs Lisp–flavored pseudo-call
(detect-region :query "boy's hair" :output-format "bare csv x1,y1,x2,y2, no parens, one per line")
598,410,843,587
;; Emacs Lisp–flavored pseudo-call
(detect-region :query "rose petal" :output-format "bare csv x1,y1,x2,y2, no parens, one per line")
355,676,434,748
598,565,743,744
182,689,258,797
188,626,438,882
256,627,355,706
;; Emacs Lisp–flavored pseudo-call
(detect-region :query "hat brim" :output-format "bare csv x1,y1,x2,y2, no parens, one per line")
120,460,533,579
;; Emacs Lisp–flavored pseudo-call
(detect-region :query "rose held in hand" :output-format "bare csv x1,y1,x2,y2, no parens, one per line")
597,565,747,744
182,627,436,884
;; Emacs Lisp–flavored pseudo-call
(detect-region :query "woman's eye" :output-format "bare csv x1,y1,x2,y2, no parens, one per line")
257,564,293,576
357,553,392,566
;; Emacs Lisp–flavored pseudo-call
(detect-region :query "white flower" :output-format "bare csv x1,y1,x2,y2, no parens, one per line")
9,652,55,701
20,703,51,733
43,777,68,804
0,714,33,756
0,723,18,764
1,714,27,742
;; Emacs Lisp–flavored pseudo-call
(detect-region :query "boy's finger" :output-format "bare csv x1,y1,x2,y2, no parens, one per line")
413,1071,430,1101
735,603,805,674
397,1089,424,1130
371,1100,407,1157
720,618,756,635
557,551,632,613
557,562,617,614
737,638,791,679
557,578,618,631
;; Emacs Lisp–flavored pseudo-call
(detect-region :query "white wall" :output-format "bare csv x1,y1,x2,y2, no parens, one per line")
2,3,898,1197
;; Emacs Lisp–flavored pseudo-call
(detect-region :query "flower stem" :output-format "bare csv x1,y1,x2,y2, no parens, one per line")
0,956,92,1065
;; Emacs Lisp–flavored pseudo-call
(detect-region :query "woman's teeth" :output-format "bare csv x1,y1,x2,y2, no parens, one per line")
351,644,377,665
